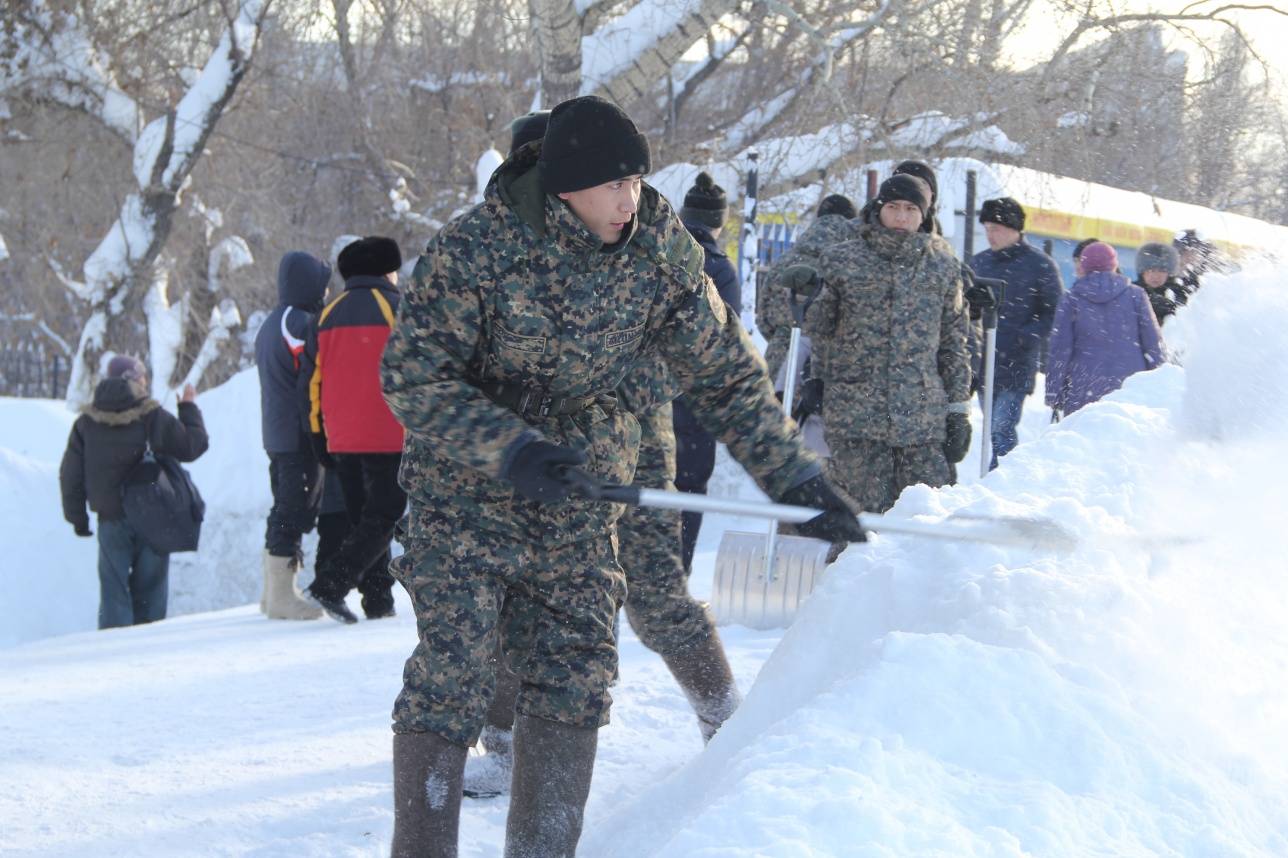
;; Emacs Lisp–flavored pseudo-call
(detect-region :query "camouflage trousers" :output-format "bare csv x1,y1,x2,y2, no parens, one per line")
389,509,626,746
476,403,720,735
826,438,951,514
620,402,718,656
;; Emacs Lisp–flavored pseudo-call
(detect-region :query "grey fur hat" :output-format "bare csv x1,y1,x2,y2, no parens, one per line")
1135,242,1180,277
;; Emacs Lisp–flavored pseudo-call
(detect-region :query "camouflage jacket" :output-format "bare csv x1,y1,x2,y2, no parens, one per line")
381,145,815,544
756,213,854,378
805,224,970,446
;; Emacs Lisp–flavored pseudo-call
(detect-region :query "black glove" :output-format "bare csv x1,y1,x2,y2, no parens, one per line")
777,474,867,543
779,265,820,295
504,440,587,503
943,411,971,464
791,378,824,423
73,522,94,538
309,432,337,470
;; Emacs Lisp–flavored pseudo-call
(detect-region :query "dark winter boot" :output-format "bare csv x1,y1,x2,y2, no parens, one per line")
303,584,359,624
660,630,742,743
391,731,469,858
503,714,598,858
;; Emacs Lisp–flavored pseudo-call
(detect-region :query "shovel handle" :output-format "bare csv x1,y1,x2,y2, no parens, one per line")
558,468,1075,552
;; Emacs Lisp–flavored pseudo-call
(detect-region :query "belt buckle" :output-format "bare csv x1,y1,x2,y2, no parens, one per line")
518,388,554,418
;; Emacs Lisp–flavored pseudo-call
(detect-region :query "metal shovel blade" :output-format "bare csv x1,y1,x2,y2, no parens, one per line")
711,531,832,630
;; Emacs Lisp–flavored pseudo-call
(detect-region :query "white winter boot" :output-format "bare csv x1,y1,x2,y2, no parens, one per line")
262,551,323,620
463,725,513,798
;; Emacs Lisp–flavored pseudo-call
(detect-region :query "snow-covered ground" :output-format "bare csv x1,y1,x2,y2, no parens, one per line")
2,264,1287,856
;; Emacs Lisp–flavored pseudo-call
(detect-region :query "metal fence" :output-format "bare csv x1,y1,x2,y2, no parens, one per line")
0,346,67,399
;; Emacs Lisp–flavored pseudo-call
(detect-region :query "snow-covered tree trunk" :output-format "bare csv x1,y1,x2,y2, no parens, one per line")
530,0,583,106
584,0,739,106
65,2,267,407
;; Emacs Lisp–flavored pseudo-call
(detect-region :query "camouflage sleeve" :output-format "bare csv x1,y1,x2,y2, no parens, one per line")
657,274,817,498
381,235,537,478
938,267,972,404
801,255,840,341
615,356,680,415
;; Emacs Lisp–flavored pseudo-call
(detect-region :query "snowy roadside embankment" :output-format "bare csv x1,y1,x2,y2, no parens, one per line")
581,265,1288,856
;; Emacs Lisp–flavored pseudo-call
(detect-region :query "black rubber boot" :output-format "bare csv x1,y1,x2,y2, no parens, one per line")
660,630,742,743
391,731,469,858
503,714,598,858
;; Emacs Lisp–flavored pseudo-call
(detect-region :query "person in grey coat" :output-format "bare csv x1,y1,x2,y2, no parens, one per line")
1045,242,1164,416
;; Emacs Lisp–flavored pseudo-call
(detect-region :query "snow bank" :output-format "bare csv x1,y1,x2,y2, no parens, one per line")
581,274,1288,856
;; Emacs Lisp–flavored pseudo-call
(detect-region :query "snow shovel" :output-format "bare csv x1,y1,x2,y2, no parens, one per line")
970,275,1005,478
712,281,833,629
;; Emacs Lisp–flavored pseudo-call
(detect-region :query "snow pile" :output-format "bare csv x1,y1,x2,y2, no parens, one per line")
581,273,1288,855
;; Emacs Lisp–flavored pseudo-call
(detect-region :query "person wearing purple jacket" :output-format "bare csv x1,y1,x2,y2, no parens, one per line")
1045,241,1164,417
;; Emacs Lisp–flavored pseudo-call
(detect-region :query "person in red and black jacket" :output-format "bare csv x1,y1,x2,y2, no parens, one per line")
299,236,407,623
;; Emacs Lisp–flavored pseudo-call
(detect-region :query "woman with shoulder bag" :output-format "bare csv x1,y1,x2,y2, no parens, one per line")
59,355,209,629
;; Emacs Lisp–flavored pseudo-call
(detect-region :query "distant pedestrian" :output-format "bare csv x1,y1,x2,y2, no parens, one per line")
1135,242,1187,326
59,355,209,629
301,236,405,624
1045,241,1164,417
254,251,331,620
674,170,742,571
970,197,1063,469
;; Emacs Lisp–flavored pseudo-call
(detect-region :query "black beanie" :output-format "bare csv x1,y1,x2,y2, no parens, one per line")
980,197,1026,232
680,171,728,230
894,160,938,204
817,194,857,219
875,174,932,216
539,96,651,194
509,110,551,156
337,236,402,280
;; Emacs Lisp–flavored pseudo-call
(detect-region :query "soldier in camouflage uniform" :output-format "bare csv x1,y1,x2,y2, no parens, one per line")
379,95,865,858
756,193,857,382
786,174,972,514
462,117,744,802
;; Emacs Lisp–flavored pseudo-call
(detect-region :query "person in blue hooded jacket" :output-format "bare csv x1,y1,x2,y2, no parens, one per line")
253,250,332,620
1045,241,1164,417
970,197,1063,468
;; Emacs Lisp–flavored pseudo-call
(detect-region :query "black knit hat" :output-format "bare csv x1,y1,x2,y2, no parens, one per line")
337,236,402,280
894,160,938,204
509,110,551,156
980,197,1025,232
1136,242,1180,276
539,96,651,194
1073,237,1100,260
875,174,932,216
680,171,728,230
817,194,857,219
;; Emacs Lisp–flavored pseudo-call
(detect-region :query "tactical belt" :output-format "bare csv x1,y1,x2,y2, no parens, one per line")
476,380,599,420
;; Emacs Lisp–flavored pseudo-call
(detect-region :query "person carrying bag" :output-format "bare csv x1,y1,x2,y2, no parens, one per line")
59,356,210,630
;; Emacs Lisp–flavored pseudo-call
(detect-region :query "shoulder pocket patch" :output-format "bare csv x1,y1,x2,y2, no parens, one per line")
605,323,645,350
496,322,546,354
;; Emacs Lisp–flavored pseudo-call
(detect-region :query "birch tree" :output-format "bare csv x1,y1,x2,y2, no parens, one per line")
1,0,272,406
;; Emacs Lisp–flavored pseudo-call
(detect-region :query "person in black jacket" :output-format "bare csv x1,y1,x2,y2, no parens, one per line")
970,198,1063,469
675,171,742,572
59,355,209,629
1134,242,1187,326
254,251,331,620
